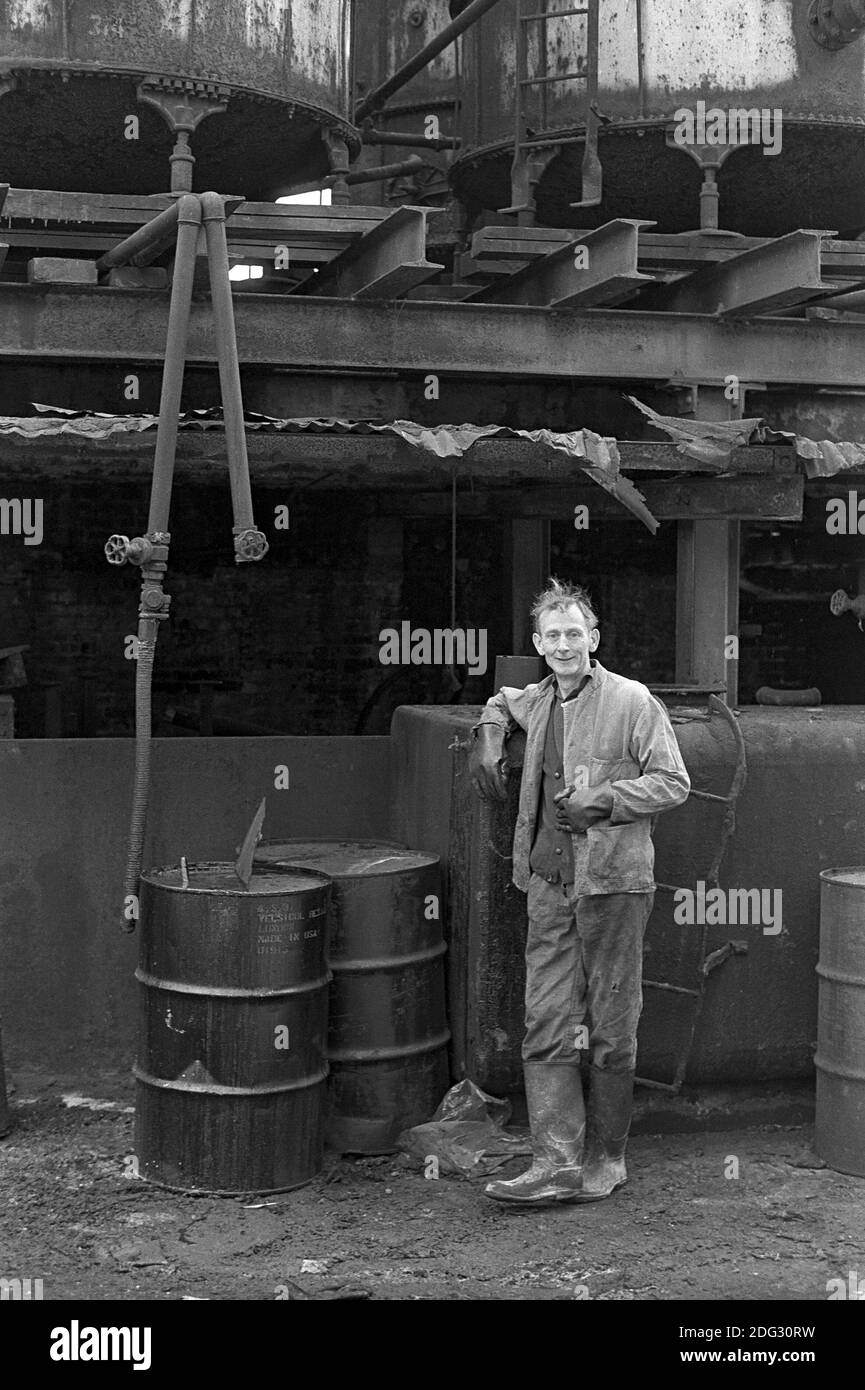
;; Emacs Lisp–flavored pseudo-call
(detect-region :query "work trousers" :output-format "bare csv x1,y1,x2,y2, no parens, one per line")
522,873,655,1070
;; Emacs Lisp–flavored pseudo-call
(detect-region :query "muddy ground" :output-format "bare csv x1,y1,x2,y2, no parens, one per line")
1,1067,863,1302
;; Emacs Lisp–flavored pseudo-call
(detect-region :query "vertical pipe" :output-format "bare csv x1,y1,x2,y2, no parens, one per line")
200,192,257,540
147,195,202,535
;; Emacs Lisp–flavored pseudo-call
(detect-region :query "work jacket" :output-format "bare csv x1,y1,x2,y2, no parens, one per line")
475,660,691,895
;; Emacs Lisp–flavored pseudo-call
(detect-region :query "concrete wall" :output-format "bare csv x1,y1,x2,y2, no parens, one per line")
393,704,865,1089
6,705,865,1088
0,737,391,1068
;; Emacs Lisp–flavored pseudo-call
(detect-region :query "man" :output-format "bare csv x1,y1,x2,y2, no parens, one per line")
469,578,690,1205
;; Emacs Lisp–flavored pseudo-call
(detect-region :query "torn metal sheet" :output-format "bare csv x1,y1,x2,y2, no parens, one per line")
0,407,658,530
627,394,865,478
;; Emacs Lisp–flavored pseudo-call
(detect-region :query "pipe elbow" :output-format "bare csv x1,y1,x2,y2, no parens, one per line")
175,192,202,226
199,190,225,222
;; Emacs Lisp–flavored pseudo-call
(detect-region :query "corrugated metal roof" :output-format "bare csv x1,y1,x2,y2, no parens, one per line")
0,407,659,531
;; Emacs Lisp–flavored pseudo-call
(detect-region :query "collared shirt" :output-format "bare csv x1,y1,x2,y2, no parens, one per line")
529,668,594,884
473,660,690,896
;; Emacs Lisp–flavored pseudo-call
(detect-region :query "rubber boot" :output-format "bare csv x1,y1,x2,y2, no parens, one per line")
573,1065,634,1202
484,1061,585,1205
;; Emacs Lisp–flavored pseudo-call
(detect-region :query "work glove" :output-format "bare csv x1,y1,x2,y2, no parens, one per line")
554,782,614,833
469,724,509,803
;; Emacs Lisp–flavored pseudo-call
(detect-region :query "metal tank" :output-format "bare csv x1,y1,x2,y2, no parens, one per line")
351,0,460,245
392,702,865,1092
450,0,865,236
0,0,358,197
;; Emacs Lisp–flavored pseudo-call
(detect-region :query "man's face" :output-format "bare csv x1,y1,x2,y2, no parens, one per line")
532,602,599,679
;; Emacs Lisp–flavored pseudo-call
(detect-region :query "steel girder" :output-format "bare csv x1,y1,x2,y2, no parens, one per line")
4,285,865,387
470,219,655,308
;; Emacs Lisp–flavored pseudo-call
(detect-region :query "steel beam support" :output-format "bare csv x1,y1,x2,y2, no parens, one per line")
467,225,865,287
393,477,803,519
674,387,743,704
472,219,656,308
0,433,795,482
652,230,860,317
309,207,444,299
7,288,865,387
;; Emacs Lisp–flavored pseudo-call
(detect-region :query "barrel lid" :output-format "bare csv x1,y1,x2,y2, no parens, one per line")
255,839,439,877
142,862,332,895
820,866,865,887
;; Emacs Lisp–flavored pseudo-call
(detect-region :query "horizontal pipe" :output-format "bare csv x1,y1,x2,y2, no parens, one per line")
327,156,426,186
362,128,460,151
355,0,504,122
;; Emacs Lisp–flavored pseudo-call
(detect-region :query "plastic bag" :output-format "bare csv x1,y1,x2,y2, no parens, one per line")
397,1079,531,1177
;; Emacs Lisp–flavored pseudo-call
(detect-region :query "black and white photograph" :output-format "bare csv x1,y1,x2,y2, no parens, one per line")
0,0,863,1353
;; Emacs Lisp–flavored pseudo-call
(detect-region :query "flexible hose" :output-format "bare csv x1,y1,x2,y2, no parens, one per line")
122,621,158,931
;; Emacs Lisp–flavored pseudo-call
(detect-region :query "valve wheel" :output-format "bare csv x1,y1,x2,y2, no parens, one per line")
830,589,849,617
234,528,270,562
105,534,130,565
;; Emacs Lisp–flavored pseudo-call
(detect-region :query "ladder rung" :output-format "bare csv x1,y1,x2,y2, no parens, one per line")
519,72,589,86
521,7,590,19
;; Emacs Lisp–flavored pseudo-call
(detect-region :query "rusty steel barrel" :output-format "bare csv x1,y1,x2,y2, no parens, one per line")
0,1023,12,1138
134,863,332,1194
254,840,450,1154
815,867,865,1177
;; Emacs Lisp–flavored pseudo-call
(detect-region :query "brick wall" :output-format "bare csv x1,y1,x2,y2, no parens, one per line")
550,517,679,685
1,476,511,737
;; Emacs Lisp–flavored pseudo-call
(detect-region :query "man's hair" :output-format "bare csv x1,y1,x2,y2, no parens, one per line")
531,577,599,634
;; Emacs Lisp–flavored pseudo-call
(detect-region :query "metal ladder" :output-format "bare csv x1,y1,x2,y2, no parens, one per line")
503,0,602,222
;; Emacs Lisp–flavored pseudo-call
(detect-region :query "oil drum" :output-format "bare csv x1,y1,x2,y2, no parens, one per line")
134,863,332,1194
254,840,450,1154
815,867,865,1176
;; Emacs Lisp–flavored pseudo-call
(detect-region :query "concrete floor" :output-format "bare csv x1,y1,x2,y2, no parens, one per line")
1,1066,863,1302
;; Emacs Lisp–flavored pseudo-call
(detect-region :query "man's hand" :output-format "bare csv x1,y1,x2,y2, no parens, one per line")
554,782,613,833
469,724,509,803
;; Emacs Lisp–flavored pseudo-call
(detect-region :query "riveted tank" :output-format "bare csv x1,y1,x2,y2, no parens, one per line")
0,0,358,197
450,0,865,236
351,0,459,227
